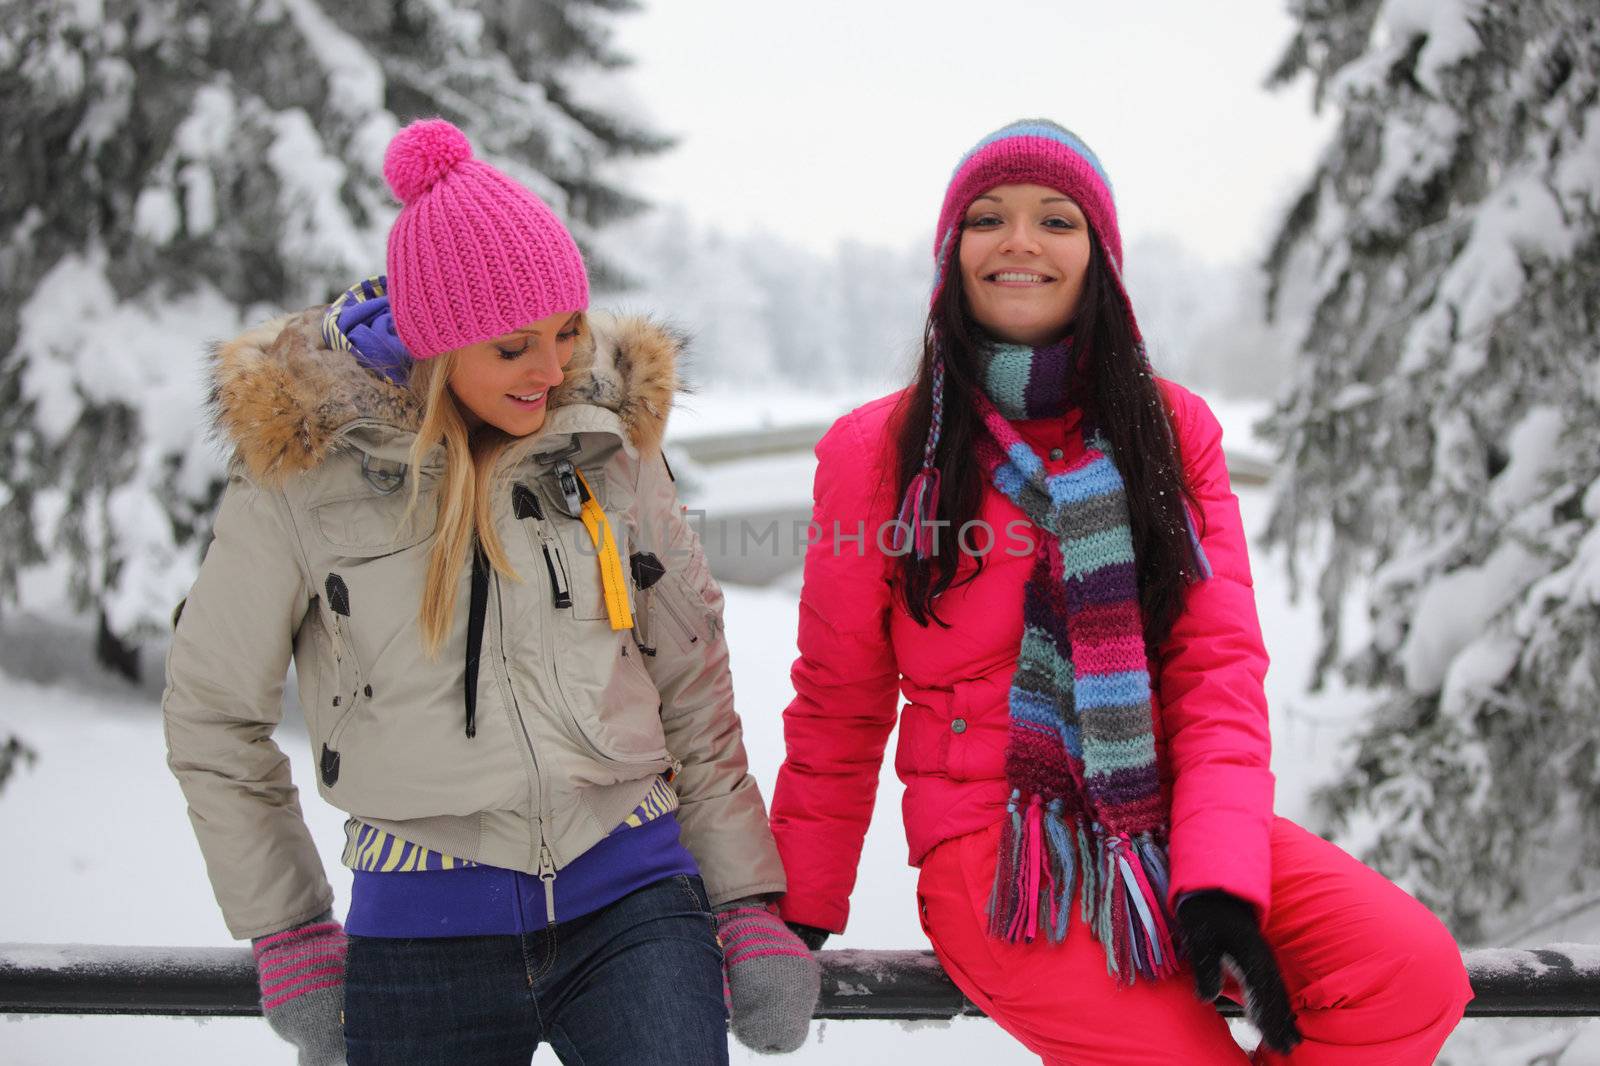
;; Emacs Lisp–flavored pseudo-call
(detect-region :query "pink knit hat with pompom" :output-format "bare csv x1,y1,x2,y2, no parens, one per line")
382,119,589,359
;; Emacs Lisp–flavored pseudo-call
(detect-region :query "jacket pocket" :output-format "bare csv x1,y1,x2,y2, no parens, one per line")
653,572,708,654
538,466,635,624
894,698,953,779
553,631,671,768
309,484,436,557
560,669,672,768
895,684,999,783
609,640,672,760
652,538,722,653
307,484,437,720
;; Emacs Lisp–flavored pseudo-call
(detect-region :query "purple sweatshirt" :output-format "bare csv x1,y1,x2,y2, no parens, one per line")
344,777,699,937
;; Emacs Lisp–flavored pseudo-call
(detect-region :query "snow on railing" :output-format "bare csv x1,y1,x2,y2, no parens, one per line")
3,944,1599,1019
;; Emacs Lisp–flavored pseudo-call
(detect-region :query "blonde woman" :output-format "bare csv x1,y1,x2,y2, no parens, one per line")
164,119,820,1065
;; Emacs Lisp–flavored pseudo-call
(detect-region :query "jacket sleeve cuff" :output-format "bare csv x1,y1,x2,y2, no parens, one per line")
229,890,337,942
776,891,847,934
1166,807,1274,922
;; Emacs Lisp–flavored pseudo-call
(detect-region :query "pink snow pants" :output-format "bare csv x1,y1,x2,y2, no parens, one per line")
916,817,1473,1065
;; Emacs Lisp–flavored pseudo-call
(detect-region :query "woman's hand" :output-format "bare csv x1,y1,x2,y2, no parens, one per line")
785,922,831,951
1177,890,1302,1056
715,900,822,1053
252,913,347,1065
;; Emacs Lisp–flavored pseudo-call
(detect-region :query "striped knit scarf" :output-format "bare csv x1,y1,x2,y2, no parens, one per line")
972,342,1190,984
979,340,1077,419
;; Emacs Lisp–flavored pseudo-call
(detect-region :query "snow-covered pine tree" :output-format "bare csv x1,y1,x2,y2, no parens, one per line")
0,0,665,678
1261,0,1600,943
1125,236,1286,399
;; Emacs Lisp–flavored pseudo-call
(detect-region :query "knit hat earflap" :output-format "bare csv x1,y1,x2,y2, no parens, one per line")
383,119,590,359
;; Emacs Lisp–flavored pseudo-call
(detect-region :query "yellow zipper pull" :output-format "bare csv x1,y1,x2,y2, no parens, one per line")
572,468,633,631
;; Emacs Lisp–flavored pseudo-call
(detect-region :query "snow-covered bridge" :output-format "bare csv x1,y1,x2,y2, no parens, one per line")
670,421,1276,587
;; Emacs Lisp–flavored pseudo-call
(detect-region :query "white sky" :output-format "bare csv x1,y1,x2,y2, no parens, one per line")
610,0,1334,267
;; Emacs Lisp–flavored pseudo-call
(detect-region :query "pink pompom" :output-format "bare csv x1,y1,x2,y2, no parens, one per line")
383,119,473,203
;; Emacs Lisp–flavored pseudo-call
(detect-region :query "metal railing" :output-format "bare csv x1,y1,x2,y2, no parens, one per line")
3,943,1598,1020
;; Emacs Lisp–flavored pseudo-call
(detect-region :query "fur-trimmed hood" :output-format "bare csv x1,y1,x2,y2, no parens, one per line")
209,307,685,485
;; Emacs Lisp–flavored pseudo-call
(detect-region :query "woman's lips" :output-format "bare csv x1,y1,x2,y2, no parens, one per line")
506,390,548,410
986,271,1055,286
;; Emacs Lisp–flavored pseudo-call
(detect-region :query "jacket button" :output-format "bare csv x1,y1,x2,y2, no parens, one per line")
1049,447,1064,461
951,718,967,734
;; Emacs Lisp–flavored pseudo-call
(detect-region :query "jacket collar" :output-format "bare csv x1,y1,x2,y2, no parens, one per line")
209,307,685,485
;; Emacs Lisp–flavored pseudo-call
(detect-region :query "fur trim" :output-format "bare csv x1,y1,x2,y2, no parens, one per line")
210,307,684,485
554,311,685,459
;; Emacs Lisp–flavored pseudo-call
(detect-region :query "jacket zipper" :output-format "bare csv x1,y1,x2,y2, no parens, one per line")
658,587,700,646
633,586,655,656
321,575,367,785
542,542,572,609
539,842,557,923
516,484,573,611
490,571,557,923
534,517,573,611
326,682,364,750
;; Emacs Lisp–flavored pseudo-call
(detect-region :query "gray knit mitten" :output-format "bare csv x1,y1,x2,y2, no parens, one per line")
251,912,347,1066
715,899,822,1054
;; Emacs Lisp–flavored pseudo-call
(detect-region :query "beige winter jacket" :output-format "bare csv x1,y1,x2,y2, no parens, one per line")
163,308,785,939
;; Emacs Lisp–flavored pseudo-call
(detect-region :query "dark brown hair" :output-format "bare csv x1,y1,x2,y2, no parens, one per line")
892,229,1206,658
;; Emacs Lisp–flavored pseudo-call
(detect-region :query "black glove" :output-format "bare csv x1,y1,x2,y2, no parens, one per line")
785,921,831,951
1177,890,1302,1056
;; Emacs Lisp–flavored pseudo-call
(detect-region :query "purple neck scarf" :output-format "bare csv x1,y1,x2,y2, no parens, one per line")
323,276,412,386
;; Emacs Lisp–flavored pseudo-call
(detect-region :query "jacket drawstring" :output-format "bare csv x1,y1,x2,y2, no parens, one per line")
464,539,489,738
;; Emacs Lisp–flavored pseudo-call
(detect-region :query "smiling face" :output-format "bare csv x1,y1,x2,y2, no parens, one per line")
446,310,582,436
957,183,1092,347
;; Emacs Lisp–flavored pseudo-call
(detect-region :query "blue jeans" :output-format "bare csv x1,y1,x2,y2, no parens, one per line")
344,873,728,1065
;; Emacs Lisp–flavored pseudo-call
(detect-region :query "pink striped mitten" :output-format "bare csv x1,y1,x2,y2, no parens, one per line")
715,899,822,1053
251,913,347,1065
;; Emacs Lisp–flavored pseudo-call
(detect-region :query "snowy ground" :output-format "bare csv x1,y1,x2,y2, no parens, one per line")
2,398,1595,1064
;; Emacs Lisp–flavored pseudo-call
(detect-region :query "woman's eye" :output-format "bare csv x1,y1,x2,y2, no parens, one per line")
964,215,1001,229
557,329,579,342
1043,217,1075,230
496,344,527,360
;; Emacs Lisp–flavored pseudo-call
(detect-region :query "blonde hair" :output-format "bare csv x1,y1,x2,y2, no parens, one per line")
404,352,520,657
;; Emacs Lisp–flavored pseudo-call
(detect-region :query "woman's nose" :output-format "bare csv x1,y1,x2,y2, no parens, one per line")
998,220,1041,255
529,342,567,386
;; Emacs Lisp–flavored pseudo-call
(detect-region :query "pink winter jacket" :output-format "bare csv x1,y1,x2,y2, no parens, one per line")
770,380,1274,935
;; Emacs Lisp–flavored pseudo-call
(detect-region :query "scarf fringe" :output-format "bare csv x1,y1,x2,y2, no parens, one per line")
892,467,942,559
987,790,1182,985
